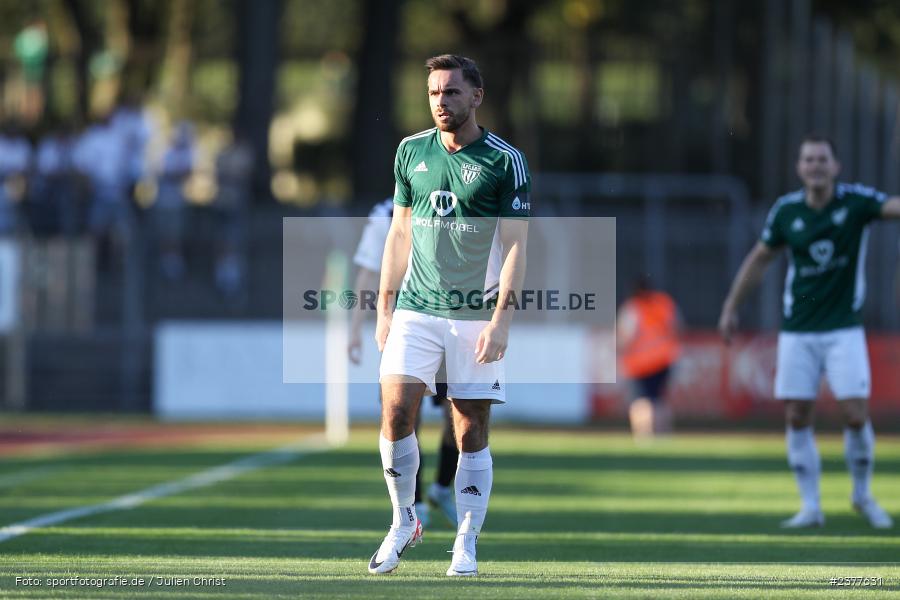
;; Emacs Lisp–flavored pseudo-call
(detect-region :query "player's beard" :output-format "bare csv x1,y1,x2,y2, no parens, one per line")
433,107,469,132
804,173,834,193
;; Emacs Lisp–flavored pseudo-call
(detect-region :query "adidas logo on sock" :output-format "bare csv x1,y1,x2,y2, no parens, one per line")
414,161,428,172
491,380,501,390
461,485,481,496
384,468,401,478
405,506,415,523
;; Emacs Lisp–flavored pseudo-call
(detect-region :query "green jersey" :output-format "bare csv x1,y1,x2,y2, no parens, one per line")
393,127,531,320
760,182,887,332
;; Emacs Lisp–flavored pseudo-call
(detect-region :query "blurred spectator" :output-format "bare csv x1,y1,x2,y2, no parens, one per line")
617,276,682,438
72,114,132,241
29,121,78,236
152,121,195,281
0,121,32,235
213,133,253,296
110,97,152,192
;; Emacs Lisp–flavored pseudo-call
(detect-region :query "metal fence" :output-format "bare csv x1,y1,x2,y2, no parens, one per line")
535,173,899,332
6,171,899,412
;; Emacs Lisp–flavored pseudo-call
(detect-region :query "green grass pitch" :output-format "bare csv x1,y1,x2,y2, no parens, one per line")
0,425,898,598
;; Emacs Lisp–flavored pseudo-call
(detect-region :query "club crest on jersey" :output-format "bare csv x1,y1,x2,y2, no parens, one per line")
461,163,482,185
809,239,834,266
429,190,458,216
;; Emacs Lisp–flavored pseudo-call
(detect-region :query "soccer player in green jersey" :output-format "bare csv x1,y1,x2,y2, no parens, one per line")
719,135,900,529
367,55,530,576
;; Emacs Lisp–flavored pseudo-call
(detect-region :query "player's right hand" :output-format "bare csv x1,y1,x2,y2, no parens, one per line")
375,311,392,353
718,306,738,344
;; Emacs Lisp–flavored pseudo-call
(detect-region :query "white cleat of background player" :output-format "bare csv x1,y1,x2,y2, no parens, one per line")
780,499,892,530
854,497,893,529
780,507,825,529
415,501,430,528
427,482,458,526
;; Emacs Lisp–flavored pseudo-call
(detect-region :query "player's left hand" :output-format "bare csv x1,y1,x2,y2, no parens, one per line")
718,306,739,344
475,322,508,364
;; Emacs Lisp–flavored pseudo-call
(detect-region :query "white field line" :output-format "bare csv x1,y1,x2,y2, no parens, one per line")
0,433,328,544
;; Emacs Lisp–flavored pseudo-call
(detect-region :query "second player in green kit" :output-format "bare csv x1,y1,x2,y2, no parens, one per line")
720,135,900,530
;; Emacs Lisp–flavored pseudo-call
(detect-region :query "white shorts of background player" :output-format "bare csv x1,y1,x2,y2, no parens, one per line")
774,326,871,400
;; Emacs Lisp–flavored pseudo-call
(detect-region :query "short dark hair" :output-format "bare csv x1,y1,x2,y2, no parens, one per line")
425,54,483,89
799,134,838,158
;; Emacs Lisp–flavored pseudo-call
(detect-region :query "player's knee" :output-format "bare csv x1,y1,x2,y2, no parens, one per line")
451,400,490,451
457,427,488,453
785,404,813,429
843,411,867,430
845,418,865,430
453,399,491,420
787,414,812,429
382,406,415,438
840,400,868,430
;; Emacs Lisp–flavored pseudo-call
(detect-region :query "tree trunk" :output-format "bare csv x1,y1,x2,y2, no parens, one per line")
234,0,282,204
351,0,401,208
62,0,102,121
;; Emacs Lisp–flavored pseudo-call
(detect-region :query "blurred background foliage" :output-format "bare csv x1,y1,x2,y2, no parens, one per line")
0,0,898,208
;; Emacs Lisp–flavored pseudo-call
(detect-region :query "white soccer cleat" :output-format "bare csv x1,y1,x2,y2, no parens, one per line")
367,519,423,574
780,507,825,529
446,533,478,577
427,483,458,526
853,498,893,529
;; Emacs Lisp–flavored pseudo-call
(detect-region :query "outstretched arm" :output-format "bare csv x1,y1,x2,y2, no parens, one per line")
718,242,780,343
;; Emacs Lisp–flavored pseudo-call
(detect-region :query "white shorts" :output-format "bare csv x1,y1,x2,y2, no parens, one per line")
380,309,505,403
774,326,871,401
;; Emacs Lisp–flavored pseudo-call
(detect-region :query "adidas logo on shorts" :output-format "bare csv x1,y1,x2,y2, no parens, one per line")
461,486,482,496
491,380,501,391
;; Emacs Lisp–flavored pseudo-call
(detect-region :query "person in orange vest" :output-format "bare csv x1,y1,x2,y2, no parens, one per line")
617,276,682,438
